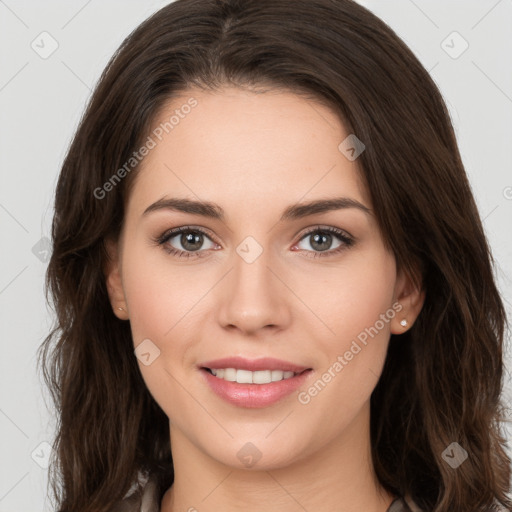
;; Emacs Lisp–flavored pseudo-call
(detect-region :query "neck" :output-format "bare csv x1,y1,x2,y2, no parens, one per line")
161,404,395,512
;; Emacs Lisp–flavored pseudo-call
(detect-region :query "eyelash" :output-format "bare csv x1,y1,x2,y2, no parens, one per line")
153,225,355,260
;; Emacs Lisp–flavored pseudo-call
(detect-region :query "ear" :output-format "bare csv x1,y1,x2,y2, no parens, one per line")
103,237,129,320
390,265,425,335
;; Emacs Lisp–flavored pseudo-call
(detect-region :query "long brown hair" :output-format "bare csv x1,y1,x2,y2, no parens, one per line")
38,0,512,510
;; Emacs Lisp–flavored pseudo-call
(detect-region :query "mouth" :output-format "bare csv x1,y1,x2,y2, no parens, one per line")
198,357,313,408
201,367,308,383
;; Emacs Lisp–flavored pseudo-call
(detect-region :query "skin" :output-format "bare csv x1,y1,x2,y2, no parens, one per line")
105,86,425,512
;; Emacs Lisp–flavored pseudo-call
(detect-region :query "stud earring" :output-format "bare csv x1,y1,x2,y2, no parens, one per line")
118,307,124,311
400,319,408,327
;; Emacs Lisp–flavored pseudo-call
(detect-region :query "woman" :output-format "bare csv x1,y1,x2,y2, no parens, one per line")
38,0,512,511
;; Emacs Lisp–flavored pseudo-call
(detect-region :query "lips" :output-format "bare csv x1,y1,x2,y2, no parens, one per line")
198,356,313,408
200,356,310,373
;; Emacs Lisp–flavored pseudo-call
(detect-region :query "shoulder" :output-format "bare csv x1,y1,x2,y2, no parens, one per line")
139,473,161,512
110,471,161,512
388,495,425,512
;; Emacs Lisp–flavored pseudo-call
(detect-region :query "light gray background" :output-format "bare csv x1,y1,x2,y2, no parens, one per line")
0,1,511,510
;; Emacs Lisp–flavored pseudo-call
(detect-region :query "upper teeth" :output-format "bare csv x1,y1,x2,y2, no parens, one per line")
210,368,297,384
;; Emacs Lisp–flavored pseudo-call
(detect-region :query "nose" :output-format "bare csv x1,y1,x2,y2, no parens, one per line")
215,244,292,336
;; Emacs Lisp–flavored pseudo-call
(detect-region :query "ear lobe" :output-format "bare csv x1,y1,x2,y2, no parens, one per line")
103,238,129,320
391,266,425,334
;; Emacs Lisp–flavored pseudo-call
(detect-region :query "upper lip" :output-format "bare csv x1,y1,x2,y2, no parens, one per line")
200,356,311,373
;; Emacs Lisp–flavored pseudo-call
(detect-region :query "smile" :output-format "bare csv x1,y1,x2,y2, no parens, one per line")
200,367,312,408
205,368,299,384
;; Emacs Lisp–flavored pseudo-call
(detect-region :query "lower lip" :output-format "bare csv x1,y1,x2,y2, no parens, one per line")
200,368,312,408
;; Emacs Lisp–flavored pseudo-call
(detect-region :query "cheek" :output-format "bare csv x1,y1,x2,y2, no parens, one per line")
122,241,207,344
298,245,397,346
121,244,203,416
300,248,397,402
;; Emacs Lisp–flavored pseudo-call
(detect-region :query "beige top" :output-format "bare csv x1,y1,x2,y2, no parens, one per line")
112,471,423,512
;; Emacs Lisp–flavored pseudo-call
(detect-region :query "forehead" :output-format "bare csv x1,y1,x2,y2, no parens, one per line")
126,87,370,218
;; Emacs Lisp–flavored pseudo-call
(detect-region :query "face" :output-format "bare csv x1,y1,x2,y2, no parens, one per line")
106,86,423,471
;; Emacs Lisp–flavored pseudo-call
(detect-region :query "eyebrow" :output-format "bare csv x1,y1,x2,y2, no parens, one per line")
142,196,372,221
